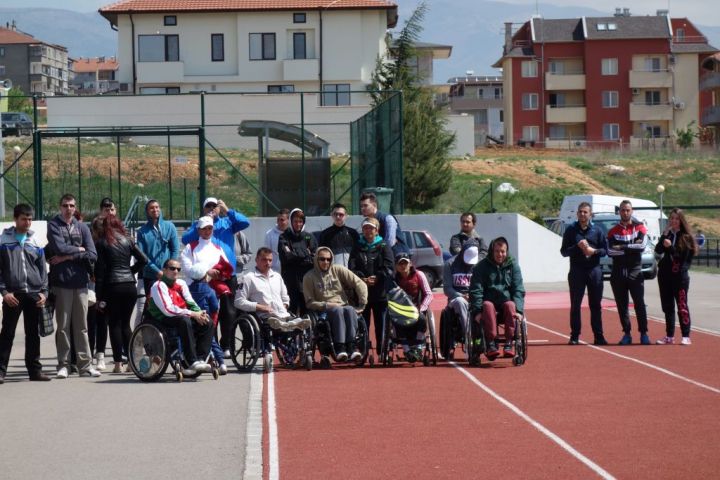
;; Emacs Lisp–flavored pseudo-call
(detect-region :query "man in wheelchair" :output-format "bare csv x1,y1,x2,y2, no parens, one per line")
469,237,526,360
234,247,312,332
303,247,368,362
146,259,213,375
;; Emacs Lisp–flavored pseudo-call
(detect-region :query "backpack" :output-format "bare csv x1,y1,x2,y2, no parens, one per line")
386,285,419,327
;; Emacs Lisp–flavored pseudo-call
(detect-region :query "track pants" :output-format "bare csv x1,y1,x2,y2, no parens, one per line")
657,268,691,338
610,267,648,335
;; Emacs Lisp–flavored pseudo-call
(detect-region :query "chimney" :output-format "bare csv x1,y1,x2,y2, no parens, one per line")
614,8,622,17
656,9,669,16
504,22,513,55
623,8,631,16
11,19,16,31
466,70,475,77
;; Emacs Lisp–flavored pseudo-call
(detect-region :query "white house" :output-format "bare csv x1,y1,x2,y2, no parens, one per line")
98,0,398,105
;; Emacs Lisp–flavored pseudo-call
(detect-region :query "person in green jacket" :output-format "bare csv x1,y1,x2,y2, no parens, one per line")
469,237,526,360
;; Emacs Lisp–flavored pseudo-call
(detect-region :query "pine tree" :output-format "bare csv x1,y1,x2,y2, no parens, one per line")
367,1,455,211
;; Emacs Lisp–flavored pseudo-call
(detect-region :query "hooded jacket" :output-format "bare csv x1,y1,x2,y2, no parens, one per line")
46,214,97,289
137,200,180,280
443,240,485,299
302,246,368,311
278,208,317,296
182,207,250,275
348,234,394,302
469,252,525,315
0,226,48,297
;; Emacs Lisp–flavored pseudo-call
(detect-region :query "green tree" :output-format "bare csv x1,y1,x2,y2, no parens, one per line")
367,1,455,210
675,121,697,149
6,86,32,114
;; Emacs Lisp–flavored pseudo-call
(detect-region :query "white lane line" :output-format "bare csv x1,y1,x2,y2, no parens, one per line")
527,321,720,395
267,370,279,480
243,371,264,480
451,361,616,480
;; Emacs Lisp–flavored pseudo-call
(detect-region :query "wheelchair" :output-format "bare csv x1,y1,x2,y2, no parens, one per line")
468,311,528,367
379,310,438,367
306,309,370,369
438,306,473,362
128,318,221,382
232,312,313,373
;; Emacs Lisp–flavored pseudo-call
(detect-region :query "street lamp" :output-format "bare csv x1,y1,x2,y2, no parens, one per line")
657,184,665,230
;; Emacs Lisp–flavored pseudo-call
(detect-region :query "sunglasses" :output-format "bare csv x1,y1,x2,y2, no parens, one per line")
165,266,181,272
61,204,76,208
333,212,346,217
318,257,332,262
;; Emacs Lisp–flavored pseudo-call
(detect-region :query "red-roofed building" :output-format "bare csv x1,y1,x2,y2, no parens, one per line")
0,23,69,96
70,56,120,94
98,0,398,102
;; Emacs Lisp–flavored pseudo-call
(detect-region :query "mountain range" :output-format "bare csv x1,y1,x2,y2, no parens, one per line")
1,2,718,84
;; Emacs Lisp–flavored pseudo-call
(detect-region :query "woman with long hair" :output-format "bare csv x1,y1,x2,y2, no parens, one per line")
94,215,148,372
655,208,698,345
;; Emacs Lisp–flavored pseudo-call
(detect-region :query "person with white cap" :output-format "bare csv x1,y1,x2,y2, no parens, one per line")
186,263,228,375
393,252,433,362
443,240,484,342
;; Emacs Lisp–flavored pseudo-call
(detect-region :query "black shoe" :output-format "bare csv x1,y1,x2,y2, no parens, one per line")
568,336,579,345
593,336,608,346
29,372,52,382
0,374,5,384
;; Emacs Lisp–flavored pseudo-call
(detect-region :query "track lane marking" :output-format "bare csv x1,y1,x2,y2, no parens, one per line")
267,371,279,480
527,321,720,395
451,361,616,480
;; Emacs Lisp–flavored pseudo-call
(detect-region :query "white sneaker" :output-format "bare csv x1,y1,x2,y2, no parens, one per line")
80,367,102,377
223,349,231,359
96,352,106,371
191,361,211,373
56,367,69,379
336,351,348,362
350,351,363,362
681,337,692,345
182,366,197,376
219,364,228,375
655,336,674,345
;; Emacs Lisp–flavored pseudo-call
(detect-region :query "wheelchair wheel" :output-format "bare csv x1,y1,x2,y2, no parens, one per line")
355,315,369,367
128,323,169,382
427,311,438,366
232,314,261,372
263,353,273,373
320,356,331,369
439,308,452,360
464,316,474,363
515,317,528,366
304,352,313,371
380,317,392,367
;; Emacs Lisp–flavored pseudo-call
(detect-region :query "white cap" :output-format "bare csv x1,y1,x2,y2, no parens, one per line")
203,197,219,208
197,216,214,229
361,217,379,229
463,246,479,265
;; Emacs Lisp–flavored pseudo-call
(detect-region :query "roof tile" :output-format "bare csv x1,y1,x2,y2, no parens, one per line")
100,0,396,13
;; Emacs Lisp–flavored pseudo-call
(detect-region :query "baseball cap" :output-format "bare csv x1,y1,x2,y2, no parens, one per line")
197,216,214,229
203,197,219,208
463,245,479,265
361,217,379,229
395,253,411,264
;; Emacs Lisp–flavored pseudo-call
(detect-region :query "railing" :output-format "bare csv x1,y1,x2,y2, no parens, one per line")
673,35,708,44
700,71,720,91
693,238,720,268
702,105,720,125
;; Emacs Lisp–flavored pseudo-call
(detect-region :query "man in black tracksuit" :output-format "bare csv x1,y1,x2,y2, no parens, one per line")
278,208,317,314
319,202,359,268
561,202,608,345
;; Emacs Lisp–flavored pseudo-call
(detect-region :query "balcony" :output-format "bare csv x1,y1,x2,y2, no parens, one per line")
449,96,503,111
700,71,720,91
546,105,587,123
136,61,184,84
629,103,673,121
629,70,672,89
545,73,586,91
283,58,319,82
702,106,720,126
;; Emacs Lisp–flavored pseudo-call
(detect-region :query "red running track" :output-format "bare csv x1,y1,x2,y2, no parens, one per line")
262,293,720,479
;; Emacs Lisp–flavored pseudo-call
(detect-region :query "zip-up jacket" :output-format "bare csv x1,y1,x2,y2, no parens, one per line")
147,277,200,320
318,224,359,267
95,233,148,301
46,214,97,289
137,207,179,280
182,209,250,275
561,221,608,269
0,227,48,297
607,220,647,270
655,231,694,275
302,246,367,311
469,255,525,315
348,235,394,302
278,226,317,297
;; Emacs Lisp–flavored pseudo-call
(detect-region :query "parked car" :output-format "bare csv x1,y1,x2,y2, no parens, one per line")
402,229,444,288
1,112,33,137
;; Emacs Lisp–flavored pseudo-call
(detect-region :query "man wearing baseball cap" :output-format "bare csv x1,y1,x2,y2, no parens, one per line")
443,240,484,356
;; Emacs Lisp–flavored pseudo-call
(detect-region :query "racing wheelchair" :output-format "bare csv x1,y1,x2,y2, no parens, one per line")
306,308,370,369
467,309,528,367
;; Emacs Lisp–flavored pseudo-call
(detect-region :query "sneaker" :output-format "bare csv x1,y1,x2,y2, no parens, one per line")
350,350,363,362
113,362,123,374
95,352,106,371
223,349,231,359
219,364,228,375
191,361,211,373
485,341,500,360
656,336,674,345
640,334,651,345
593,335,608,346
618,334,632,345
56,367,69,379
336,351,348,362
681,337,692,346
80,367,102,377
286,317,312,331
568,336,579,345
503,343,515,358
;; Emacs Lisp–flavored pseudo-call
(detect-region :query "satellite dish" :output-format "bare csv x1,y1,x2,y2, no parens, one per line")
1,79,11,89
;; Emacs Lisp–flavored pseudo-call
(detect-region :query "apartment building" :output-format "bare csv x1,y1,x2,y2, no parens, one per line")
447,74,504,146
0,24,69,96
98,0,398,104
70,56,120,94
494,10,717,148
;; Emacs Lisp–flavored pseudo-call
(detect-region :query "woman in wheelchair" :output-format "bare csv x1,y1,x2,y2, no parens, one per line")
393,253,433,362
303,247,368,363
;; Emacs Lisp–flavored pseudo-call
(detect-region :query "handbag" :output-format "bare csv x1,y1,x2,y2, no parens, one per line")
39,293,55,337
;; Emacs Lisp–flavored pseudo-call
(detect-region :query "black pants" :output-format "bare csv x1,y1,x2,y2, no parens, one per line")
361,301,387,354
568,266,604,338
218,277,237,351
87,304,108,356
106,282,137,363
394,314,427,347
610,267,648,335
0,292,43,376
658,268,691,338
154,315,213,364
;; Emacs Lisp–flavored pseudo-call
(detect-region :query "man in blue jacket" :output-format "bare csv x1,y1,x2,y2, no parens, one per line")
137,199,180,297
560,202,608,346
182,197,250,355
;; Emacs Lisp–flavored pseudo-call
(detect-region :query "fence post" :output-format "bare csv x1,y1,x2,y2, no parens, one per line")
167,129,172,219
76,130,82,212
300,92,306,211
116,139,122,218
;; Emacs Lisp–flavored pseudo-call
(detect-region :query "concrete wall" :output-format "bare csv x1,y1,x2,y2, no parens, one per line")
446,114,475,156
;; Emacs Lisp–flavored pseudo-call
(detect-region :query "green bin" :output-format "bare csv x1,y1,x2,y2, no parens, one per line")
362,187,394,213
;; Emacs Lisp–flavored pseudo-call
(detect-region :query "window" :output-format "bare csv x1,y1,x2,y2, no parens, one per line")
413,232,432,248
474,110,488,124
495,88,502,99
164,16,177,26
293,13,306,23
211,34,224,62
138,35,179,62
549,125,566,139
602,91,619,108
645,125,662,137
549,61,565,74
0,65,4,76
602,123,620,140
644,57,661,72
608,23,617,31
549,93,566,107
597,23,607,31
140,87,180,94
645,90,661,105
521,60,537,77
676,28,685,40
268,85,295,93
322,83,350,106
601,58,618,75
477,88,484,99
522,126,539,141
0,47,4,57
499,110,504,122
249,33,276,60
522,93,538,110
293,32,306,60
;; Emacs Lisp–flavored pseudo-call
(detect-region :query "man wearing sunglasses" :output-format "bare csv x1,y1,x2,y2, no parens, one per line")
318,203,359,268
46,194,101,379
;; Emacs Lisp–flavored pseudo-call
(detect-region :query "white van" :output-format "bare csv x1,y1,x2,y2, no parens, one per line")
559,194,664,243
